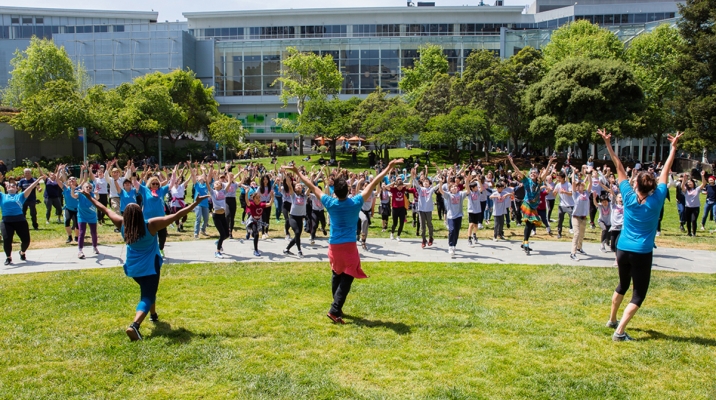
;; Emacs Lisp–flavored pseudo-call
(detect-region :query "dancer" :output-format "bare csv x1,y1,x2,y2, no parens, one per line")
190,164,210,238
285,158,401,324
0,172,45,265
281,170,308,257
599,128,681,341
593,193,612,252
553,171,574,239
258,174,273,238
82,189,207,341
490,181,511,241
700,173,716,230
136,167,173,258
244,187,272,257
73,166,100,259
94,163,110,225
117,175,138,214
18,168,41,230
207,167,230,258
682,171,705,237
437,176,468,258
602,184,624,266
388,177,409,241
43,165,63,224
169,167,188,232
379,183,391,232
413,166,439,248
57,171,80,244
308,188,327,245
356,178,376,250
569,166,591,261
506,155,556,255
466,179,483,246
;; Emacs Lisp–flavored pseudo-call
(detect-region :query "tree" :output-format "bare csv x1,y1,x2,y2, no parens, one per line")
399,44,449,104
273,47,343,155
626,24,684,162
2,37,78,107
301,97,362,159
83,84,127,159
10,79,86,140
421,106,489,163
675,0,716,152
353,88,421,160
208,115,247,149
526,58,645,160
414,72,453,119
542,20,625,69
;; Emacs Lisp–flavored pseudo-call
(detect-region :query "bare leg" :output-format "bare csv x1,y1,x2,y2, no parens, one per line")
615,303,640,335
609,292,624,323
132,311,147,325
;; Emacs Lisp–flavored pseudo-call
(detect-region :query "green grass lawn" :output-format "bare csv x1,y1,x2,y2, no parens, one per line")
1,262,715,399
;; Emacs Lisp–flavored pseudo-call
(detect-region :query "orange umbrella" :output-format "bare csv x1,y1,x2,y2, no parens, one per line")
347,136,364,142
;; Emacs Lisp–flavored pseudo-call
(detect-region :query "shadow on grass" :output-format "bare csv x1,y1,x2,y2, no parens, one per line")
342,314,412,335
631,328,716,346
148,321,208,344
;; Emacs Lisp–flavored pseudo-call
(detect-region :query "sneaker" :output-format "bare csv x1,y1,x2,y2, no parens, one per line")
382,228,386,232
46,220,50,225
362,241,368,250
656,231,661,236
390,233,395,240
577,248,586,255
570,253,579,261
297,251,304,258
396,236,401,242
74,237,78,242
78,251,85,260
125,324,143,341
492,237,497,242
531,230,536,235
606,320,620,329
468,237,473,246
113,228,120,233
327,312,345,325
600,245,607,253
66,237,72,244
701,226,705,231
499,235,506,241
253,250,261,257
612,332,634,342
283,249,294,256
94,247,100,255
4,258,10,265
569,229,574,234
428,237,433,246
214,251,223,258
546,228,552,236
322,229,327,236
201,231,209,236
194,234,199,239
159,249,164,258
310,240,316,245
149,313,159,322
421,239,426,248
285,234,290,241
680,225,686,232
557,234,562,239
449,247,456,258
478,223,483,229
19,251,26,261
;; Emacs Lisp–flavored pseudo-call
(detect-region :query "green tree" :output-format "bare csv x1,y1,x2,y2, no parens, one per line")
10,79,86,140
399,44,449,104
421,106,489,163
83,85,127,159
2,37,78,107
542,20,625,69
273,47,343,155
301,97,362,159
675,0,716,152
414,72,453,119
626,24,684,162
208,115,247,149
526,58,644,160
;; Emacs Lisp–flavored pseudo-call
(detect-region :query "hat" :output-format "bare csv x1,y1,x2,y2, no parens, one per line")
112,168,120,173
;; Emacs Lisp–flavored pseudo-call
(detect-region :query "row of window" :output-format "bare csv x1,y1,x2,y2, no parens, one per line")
575,12,676,25
9,17,43,24
0,24,125,39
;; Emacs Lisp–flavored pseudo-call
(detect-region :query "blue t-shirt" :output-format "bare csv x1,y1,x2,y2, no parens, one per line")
63,186,79,211
120,188,138,212
193,182,209,207
78,194,98,223
617,180,667,254
140,184,169,219
18,178,37,202
0,192,27,219
321,194,364,245
122,221,162,278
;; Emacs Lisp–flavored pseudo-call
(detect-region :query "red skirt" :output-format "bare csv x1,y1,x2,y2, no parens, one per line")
328,242,367,279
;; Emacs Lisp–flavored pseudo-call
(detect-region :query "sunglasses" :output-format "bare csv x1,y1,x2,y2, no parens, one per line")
151,182,160,186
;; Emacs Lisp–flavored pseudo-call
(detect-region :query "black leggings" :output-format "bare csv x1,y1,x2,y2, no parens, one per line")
226,197,237,234
287,215,304,251
132,257,161,314
330,270,354,317
684,206,700,235
311,209,326,240
212,213,229,251
589,200,598,225
97,193,108,223
546,199,556,221
158,228,167,251
391,207,407,236
64,209,78,229
610,230,621,252
523,221,535,242
1,219,30,257
261,206,272,234
601,225,611,244
283,201,292,235
248,219,260,251
478,201,487,224
615,250,653,307
436,195,445,220
45,197,62,220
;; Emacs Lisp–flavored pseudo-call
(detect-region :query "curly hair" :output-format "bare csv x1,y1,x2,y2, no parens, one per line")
123,204,146,245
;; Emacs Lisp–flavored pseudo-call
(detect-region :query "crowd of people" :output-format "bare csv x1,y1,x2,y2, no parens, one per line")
0,129,697,342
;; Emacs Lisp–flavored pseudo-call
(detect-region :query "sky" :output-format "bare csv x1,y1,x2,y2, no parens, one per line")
3,0,533,23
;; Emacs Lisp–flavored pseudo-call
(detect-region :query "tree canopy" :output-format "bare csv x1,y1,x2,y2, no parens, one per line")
399,44,449,104
542,20,625,69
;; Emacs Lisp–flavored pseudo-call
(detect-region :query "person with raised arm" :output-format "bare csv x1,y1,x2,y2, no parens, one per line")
599,128,683,342
287,158,403,324
0,170,45,265
84,190,208,341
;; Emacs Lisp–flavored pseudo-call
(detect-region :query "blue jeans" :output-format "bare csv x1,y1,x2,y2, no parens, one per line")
194,205,209,235
677,202,685,224
701,201,716,227
448,216,462,247
274,197,283,221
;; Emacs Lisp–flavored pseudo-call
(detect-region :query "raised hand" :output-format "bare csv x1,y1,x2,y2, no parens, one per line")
668,131,683,149
597,128,611,143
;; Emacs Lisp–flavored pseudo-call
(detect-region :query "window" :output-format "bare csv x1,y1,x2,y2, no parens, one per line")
94,25,108,33
22,17,32,24
11,17,19,24
114,25,125,32
65,26,75,33
35,17,43,24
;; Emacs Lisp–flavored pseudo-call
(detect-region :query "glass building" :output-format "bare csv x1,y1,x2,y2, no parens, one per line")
0,1,680,143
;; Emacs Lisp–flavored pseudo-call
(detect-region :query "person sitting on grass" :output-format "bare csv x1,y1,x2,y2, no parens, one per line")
283,158,403,324
82,190,208,341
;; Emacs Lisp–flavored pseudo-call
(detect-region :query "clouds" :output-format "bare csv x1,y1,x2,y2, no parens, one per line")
3,0,531,24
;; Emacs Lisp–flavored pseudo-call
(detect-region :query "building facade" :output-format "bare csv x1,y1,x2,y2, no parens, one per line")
0,1,682,160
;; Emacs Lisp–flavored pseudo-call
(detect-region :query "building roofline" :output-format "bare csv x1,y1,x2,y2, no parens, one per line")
0,6,159,21
183,6,526,19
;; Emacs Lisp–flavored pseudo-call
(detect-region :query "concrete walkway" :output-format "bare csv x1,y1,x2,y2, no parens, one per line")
0,234,712,275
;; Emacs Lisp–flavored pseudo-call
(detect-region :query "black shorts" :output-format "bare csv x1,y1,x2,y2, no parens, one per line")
380,203,391,217
468,213,479,225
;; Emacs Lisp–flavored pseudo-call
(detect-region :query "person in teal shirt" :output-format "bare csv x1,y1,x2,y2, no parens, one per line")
598,128,682,342
72,182,99,259
80,190,207,341
0,173,45,265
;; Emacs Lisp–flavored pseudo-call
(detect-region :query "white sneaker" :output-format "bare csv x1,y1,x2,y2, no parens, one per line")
656,231,661,236
700,226,705,231
478,223,483,230
390,233,395,240
310,240,315,245
396,236,401,242
569,229,574,234
531,230,536,235
285,235,290,241
382,228,386,232
448,247,454,256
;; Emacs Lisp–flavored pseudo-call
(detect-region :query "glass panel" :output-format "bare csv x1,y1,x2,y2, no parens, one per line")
380,49,399,93
593,15,603,25
244,53,261,96
634,14,647,23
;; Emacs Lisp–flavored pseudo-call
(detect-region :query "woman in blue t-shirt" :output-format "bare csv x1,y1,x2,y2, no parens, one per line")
57,174,80,244
0,173,45,265
598,128,682,342
80,190,207,341
72,182,99,259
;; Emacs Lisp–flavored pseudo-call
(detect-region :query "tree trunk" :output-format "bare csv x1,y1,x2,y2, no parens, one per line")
579,141,589,162
330,139,337,160
484,140,491,163
383,146,390,161
654,132,663,163
512,136,519,156
87,137,108,160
